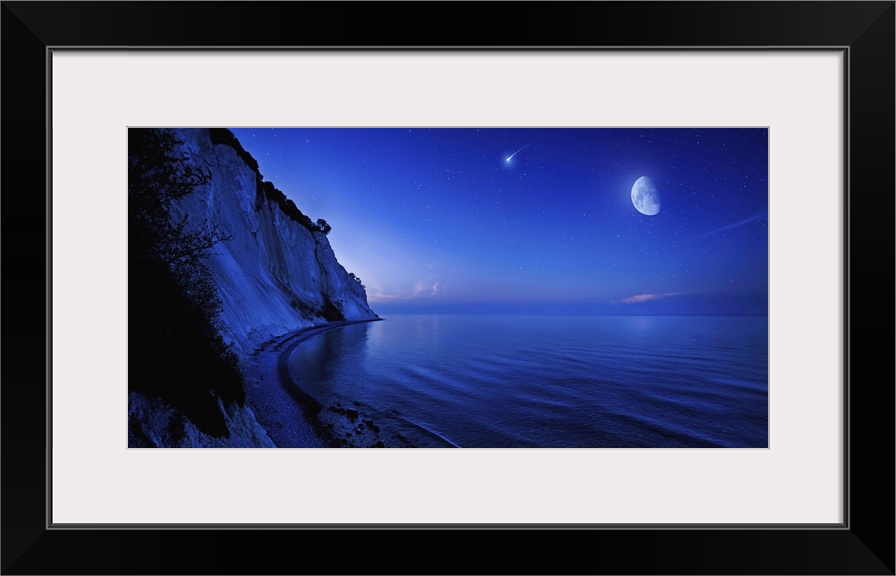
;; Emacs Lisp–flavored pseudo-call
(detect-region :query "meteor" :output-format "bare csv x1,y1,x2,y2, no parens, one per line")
505,140,537,163
691,212,766,242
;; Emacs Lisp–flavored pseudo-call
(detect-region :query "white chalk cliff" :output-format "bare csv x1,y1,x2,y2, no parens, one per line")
129,128,377,447
169,128,377,358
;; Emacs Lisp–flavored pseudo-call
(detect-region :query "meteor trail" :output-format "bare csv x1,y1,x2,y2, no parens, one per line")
691,212,766,242
505,140,538,162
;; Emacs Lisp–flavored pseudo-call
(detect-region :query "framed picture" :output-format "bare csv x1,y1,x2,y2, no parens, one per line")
4,1,892,574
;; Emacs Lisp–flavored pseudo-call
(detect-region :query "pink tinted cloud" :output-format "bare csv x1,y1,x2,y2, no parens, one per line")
368,280,440,303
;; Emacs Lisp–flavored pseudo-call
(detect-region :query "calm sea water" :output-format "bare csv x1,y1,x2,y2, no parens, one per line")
285,315,768,448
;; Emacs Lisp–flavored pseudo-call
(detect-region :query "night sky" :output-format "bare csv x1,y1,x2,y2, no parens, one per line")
230,128,768,315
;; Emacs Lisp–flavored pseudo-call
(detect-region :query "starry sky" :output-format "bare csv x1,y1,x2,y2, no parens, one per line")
230,128,768,315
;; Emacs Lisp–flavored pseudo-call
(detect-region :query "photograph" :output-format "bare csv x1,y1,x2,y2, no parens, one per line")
3,0,891,572
129,127,769,449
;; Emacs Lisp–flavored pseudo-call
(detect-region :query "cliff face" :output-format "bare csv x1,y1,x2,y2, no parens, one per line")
168,129,377,358
128,129,377,447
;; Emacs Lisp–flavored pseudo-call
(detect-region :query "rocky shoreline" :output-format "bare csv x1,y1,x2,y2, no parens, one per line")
243,319,409,448
244,318,463,448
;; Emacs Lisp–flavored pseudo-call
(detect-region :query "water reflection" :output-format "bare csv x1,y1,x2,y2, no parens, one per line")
368,315,441,353
282,315,768,448
286,322,372,401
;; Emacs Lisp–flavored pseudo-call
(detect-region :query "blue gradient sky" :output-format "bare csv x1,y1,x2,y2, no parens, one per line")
230,128,768,315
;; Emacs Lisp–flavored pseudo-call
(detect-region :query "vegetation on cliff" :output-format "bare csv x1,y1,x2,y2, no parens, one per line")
129,128,245,439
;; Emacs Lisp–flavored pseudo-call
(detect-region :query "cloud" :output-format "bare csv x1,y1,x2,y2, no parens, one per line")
366,290,404,303
613,291,688,304
368,280,441,303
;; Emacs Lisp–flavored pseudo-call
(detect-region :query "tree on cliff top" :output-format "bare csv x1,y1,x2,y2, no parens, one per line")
128,128,243,441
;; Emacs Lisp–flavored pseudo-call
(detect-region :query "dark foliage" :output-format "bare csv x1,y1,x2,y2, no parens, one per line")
129,129,234,308
215,129,333,237
260,180,319,234
129,128,245,439
208,127,262,178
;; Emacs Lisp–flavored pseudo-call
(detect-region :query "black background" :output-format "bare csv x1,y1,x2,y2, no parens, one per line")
2,2,893,574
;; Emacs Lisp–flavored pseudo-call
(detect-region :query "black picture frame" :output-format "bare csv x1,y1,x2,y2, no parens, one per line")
2,1,892,574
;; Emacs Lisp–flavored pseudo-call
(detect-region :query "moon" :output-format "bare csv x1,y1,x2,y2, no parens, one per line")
631,176,661,216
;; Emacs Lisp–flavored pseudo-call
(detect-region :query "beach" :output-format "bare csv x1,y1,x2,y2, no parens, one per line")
242,319,383,447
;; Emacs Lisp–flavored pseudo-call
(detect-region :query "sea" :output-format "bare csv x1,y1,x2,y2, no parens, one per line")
284,314,768,448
